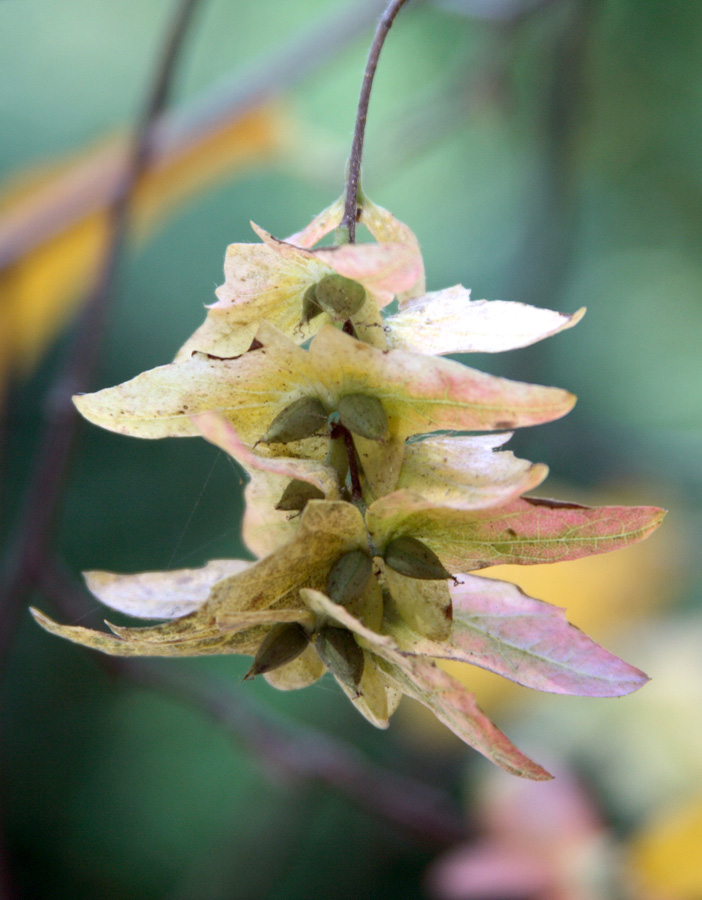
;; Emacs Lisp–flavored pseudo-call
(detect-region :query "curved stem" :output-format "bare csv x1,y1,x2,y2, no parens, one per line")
341,0,413,242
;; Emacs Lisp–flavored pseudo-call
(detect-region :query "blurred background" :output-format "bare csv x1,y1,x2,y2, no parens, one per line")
1,0,700,897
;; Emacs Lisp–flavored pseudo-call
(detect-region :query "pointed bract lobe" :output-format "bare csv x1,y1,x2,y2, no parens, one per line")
356,194,426,301
379,655,552,779
76,323,575,450
83,560,250,620
387,574,649,697
397,434,548,510
367,493,666,572
285,195,345,248
330,607,551,780
75,322,320,442
385,284,585,355
30,607,263,657
307,326,577,438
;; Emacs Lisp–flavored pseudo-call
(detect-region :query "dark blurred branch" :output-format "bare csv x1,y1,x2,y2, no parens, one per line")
42,559,465,849
507,0,596,311
129,662,465,847
0,9,205,891
0,4,204,895
435,0,558,23
0,0,204,668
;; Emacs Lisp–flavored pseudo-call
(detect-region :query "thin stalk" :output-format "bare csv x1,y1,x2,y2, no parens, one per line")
341,0,413,241
330,424,363,502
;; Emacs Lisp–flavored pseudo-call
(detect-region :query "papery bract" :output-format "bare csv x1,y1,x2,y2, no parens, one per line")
386,574,648,697
176,197,425,360
367,491,665,571
34,191,665,778
385,285,585,355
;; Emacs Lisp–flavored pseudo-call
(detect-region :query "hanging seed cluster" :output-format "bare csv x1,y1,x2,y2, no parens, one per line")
34,194,663,777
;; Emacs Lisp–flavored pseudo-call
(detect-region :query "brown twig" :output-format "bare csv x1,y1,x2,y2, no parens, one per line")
342,0,414,242
0,0,204,672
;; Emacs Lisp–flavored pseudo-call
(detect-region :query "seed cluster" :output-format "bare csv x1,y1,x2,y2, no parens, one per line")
32,196,661,776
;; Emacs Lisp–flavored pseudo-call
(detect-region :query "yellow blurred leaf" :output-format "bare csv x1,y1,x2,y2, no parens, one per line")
0,104,287,388
626,796,702,900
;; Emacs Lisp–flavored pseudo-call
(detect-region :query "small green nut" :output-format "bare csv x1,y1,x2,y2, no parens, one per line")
384,536,452,581
326,549,373,607
244,622,309,680
300,283,323,325
315,625,365,688
261,396,328,444
275,479,325,512
337,393,388,441
313,274,366,320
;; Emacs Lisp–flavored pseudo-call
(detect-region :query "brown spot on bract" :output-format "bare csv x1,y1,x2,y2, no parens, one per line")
506,528,517,537
495,420,515,430
525,497,587,510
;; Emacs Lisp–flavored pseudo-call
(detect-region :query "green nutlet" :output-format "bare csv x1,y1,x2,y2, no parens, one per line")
384,536,453,581
244,622,309,680
315,625,365,688
261,396,328,444
300,283,323,324
275,479,325,512
326,550,373,607
313,274,366,320
337,393,388,441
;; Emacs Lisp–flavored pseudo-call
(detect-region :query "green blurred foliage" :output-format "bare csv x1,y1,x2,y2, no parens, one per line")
2,0,701,897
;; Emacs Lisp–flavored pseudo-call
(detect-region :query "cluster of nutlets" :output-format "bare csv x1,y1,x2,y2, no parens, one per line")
33,195,664,778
